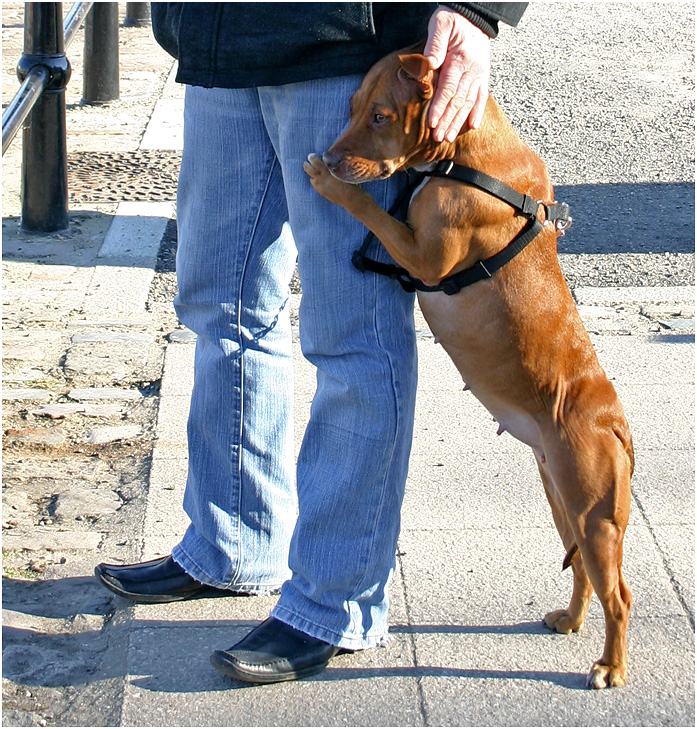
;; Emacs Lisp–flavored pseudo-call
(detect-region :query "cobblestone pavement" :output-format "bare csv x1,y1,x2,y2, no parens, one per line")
2,5,181,724
2,3,695,727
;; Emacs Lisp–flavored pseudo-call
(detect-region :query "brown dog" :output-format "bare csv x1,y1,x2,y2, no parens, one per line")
304,49,634,689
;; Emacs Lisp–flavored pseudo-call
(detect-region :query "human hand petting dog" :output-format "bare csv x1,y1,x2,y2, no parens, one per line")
424,4,491,140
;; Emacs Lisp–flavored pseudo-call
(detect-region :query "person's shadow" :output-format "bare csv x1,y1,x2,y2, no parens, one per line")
2,575,587,696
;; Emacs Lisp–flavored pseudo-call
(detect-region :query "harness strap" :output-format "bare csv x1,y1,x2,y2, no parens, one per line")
428,161,539,218
427,161,572,230
352,161,571,295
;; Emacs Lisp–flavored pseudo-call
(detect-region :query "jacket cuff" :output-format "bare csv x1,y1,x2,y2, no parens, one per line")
440,3,500,38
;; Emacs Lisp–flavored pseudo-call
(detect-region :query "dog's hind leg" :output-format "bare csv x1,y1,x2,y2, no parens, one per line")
536,455,593,635
542,426,633,689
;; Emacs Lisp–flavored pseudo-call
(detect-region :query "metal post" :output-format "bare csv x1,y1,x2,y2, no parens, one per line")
83,2,119,104
124,2,150,27
18,2,71,232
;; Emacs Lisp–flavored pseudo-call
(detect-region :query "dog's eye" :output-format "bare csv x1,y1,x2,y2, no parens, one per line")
373,113,388,125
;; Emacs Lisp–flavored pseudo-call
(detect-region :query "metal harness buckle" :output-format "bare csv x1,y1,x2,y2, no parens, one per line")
538,200,572,237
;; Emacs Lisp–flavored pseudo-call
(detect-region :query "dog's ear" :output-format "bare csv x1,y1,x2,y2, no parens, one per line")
397,53,434,99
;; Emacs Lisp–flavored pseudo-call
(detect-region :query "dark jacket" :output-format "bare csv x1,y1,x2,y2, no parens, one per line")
151,2,526,89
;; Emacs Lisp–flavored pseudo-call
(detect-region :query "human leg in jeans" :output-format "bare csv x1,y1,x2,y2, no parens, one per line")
207,75,418,680
256,78,418,650
95,85,298,599
171,85,299,591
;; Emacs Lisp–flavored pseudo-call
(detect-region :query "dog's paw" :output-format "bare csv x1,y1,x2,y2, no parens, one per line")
586,662,626,689
303,153,361,206
543,609,584,635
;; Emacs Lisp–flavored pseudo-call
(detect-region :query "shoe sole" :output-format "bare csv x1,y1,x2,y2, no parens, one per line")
210,650,330,684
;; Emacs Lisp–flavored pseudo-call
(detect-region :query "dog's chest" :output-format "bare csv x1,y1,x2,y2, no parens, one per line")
417,289,543,450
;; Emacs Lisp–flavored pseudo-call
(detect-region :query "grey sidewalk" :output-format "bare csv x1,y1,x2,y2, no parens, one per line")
2,3,695,727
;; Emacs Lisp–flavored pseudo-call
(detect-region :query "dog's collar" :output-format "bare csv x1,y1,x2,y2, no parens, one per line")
352,161,572,296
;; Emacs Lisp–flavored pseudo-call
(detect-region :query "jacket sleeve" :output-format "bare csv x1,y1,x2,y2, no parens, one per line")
440,2,527,38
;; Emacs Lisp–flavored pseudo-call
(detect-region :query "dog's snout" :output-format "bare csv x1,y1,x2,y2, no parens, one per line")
322,149,342,171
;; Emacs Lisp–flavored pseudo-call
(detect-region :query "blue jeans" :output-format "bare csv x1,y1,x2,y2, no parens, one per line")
172,79,417,650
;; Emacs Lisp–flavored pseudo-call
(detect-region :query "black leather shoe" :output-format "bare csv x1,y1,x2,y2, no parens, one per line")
95,555,239,603
210,617,340,684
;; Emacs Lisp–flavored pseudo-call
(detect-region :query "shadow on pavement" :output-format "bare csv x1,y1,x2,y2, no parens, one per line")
2,575,587,693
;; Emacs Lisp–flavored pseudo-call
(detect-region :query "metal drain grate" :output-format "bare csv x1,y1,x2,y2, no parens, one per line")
68,150,181,203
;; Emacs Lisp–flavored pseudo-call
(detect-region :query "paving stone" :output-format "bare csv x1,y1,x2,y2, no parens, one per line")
28,266,77,282
63,341,151,380
67,316,153,328
2,389,52,402
70,331,153,344
1,528,103,552
167,329,197,343
4,427,65,446
82,404,124,417
30,402,124,419
67,387,143,401
83,425,141,444
52,487,122,521
2,331,65,363
30,404,86,419
2,490,36,528
1,368,46,384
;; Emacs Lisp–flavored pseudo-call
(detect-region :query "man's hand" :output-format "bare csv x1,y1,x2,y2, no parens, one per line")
424,5,491,141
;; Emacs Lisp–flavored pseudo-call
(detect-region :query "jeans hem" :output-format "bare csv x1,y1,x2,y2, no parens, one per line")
171,544,285,595
270,605,390,651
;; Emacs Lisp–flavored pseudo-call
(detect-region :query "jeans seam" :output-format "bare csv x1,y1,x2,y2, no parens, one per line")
227,142,281,590
347,177,407,607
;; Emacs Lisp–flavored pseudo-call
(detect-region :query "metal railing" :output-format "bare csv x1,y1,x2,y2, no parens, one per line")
2,2,150,232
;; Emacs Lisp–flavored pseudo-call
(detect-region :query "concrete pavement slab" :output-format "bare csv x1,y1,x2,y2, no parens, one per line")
412,617,694,726
121,624,421,727
650,524,695,624
614,383,694,451
590,336,694,385
152,395,190,450
632,449,695,526
129,566,409,629
574,286,694,307
139,99,184,150
97,202,174,265
160,340,196,397
398,522,685,626
140,456,188,562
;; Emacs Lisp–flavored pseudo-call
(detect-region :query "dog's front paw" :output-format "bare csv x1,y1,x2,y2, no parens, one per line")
303,153,365,207
543,609,585,635
586,661,627,689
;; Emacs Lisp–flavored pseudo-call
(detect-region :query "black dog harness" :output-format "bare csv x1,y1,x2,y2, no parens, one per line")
352,160,572,295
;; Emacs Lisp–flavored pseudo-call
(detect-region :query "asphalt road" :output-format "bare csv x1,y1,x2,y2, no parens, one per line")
491,2,694,286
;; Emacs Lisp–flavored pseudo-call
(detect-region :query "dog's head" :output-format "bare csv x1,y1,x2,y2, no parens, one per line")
323,50,436,183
